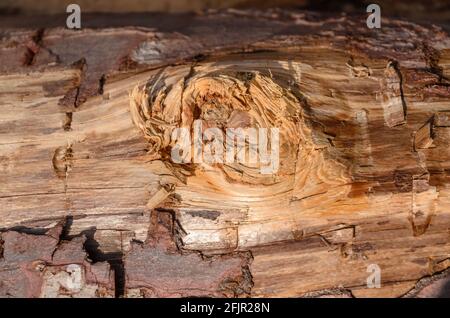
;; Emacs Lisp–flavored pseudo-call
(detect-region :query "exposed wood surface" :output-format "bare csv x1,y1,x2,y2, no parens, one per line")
1,10,450,297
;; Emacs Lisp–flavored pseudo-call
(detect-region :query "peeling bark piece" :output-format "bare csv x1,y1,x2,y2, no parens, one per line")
415,275,450,298
404,269,450,298
380,61,406,127
414,120,434,149
1,228,60,264
125,245,249,297
51,236,87,265
124,212,252,297
146,185,174,210
31,28,151,107
0,30,40,73
0,267,43,298
0,222,114,298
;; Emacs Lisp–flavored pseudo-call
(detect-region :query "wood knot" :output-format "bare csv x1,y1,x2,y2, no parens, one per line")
52,144,73,179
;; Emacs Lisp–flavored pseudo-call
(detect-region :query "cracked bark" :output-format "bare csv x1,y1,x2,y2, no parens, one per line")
1,9,450,297
124,211,253,297
0,220,114,297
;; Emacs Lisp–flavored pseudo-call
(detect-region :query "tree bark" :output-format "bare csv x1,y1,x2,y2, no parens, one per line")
1,9,450,297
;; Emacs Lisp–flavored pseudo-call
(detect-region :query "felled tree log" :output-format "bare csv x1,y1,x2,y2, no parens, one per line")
1,9,450,297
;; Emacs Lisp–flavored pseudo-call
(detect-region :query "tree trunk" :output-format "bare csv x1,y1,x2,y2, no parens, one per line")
1,9,450,298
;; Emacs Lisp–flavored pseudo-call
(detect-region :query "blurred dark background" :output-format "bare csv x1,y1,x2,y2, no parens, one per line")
0,0,449,28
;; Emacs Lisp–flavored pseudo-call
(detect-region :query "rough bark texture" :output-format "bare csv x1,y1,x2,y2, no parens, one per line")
1,9,450,297
0,221,114,297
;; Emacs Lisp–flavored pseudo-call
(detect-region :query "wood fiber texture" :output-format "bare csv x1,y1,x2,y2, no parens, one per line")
1,9,450,297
